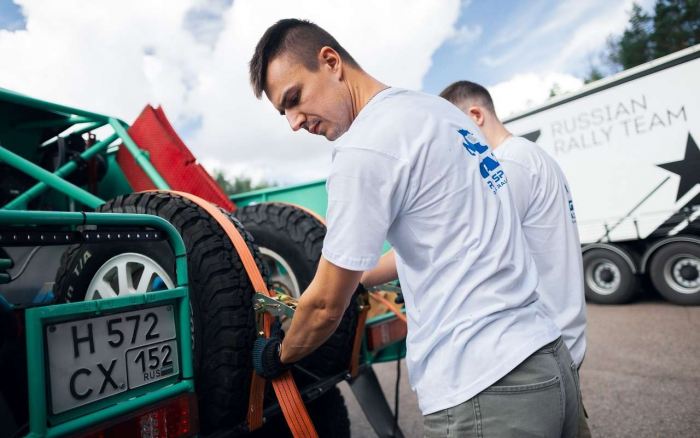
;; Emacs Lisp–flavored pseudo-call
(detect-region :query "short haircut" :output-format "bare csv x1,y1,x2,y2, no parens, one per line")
439,81,496,115
249,19,360,99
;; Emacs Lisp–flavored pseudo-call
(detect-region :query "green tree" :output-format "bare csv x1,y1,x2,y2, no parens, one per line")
607,3,654,70
549,82,562,99
651,0,700,58
583,0,698,82
213,170,272,196
584,64,605,84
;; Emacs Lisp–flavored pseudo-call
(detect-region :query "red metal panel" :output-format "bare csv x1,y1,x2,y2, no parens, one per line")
117,105,236,211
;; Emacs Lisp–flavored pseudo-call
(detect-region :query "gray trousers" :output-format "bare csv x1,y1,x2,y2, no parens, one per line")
424,337,581,438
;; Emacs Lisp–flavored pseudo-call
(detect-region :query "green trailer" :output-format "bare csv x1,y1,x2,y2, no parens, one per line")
0,88,407,438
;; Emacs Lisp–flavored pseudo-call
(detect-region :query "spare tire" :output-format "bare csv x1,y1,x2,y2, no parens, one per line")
233,203,361,377
53,192,267,433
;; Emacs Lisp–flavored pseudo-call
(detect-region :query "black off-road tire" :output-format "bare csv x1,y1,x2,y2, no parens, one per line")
649,241,700,305
233,203,361,377
255,387,351,438
583,248,638,304
54,192,268,433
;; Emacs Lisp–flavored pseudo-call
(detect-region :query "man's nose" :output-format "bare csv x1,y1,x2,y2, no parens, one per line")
286,110,306,132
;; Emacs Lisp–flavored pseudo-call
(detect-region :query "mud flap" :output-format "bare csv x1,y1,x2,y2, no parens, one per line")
349,367,405,438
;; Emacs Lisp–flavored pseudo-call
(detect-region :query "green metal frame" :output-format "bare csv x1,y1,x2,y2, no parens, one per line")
0,211,193,438
0,88,170,211
230,179,329,216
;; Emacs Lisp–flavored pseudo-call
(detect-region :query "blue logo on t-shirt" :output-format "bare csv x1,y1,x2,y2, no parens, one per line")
565,184,577,223
458,129,507,195
458,129,489,156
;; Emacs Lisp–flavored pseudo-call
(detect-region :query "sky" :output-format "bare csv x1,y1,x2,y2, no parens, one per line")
0,0,656,186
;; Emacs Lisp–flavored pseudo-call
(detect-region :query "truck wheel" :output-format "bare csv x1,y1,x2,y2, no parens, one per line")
54,192,267,433
582,249,638,304
649,242,700,305
234,203,360,377
255,387,351,438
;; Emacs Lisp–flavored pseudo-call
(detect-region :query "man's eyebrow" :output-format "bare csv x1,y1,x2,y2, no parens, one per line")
277,86,297,116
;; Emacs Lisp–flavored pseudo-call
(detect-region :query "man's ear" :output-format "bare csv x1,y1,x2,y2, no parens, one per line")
319,46,342,79
467,106,485,127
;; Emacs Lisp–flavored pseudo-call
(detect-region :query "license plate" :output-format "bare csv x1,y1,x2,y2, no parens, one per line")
46,305,179,415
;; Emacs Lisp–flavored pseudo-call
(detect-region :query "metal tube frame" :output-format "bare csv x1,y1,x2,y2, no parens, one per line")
0,145,106,209
108,118,170,190
15,116,95,130
3,133,119,210
0,88,171,210
0,210,193,438
41,121,107,148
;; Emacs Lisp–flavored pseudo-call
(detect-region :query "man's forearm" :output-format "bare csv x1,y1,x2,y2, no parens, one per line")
280,257,362,363
360,248,398,288
280,284,344,362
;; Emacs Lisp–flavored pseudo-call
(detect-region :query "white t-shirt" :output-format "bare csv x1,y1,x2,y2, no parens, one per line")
322,88,560,414
494,137,587,365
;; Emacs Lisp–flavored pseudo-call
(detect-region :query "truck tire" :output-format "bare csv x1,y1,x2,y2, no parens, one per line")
582,249,638,304
54,192,267,433
233,203,360,377
255,387,351,438
649,242,700,305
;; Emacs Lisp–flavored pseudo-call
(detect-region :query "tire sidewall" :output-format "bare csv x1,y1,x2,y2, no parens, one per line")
583,249,637,304
649,242,700,305
242,226,317,290
56,240,175,303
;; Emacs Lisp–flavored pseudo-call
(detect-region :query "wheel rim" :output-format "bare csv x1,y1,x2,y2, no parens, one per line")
86,252,175,300
663,254,700,295
585,258,621,295
260,247,301,299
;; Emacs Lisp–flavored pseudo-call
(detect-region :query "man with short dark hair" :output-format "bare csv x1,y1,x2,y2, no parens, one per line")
249,19,581,437
441,80,590,437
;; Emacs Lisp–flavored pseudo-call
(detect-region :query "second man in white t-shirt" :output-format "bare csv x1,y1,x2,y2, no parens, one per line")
440,80,590,437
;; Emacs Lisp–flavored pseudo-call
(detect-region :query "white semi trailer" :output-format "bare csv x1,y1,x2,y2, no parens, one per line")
504,45,700,305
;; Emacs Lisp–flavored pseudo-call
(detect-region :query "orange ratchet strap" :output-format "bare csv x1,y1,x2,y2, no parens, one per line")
349,295,370,378
154,192,317,437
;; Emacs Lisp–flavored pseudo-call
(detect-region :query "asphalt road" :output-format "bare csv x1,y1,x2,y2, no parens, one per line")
339,295,700,437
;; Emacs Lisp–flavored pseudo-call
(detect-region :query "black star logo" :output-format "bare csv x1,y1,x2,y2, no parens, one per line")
657,134,700,201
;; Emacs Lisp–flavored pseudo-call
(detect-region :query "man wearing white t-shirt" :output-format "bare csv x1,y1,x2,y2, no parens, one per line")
440,80,590,437
249,19,580,437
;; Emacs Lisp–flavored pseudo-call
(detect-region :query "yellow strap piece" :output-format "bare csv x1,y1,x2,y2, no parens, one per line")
151,192,317,437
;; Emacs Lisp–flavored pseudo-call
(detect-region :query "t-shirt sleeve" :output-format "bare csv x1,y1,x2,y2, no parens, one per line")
322,147,410,271
499,158,535,222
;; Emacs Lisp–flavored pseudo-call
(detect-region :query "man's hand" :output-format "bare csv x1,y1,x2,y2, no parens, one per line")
253,320,291,379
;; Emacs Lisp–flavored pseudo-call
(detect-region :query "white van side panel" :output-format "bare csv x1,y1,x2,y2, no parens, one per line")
505,56,700,244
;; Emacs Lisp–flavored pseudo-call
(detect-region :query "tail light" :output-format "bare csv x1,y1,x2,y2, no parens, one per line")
366,316,407,352
76,393,198,438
